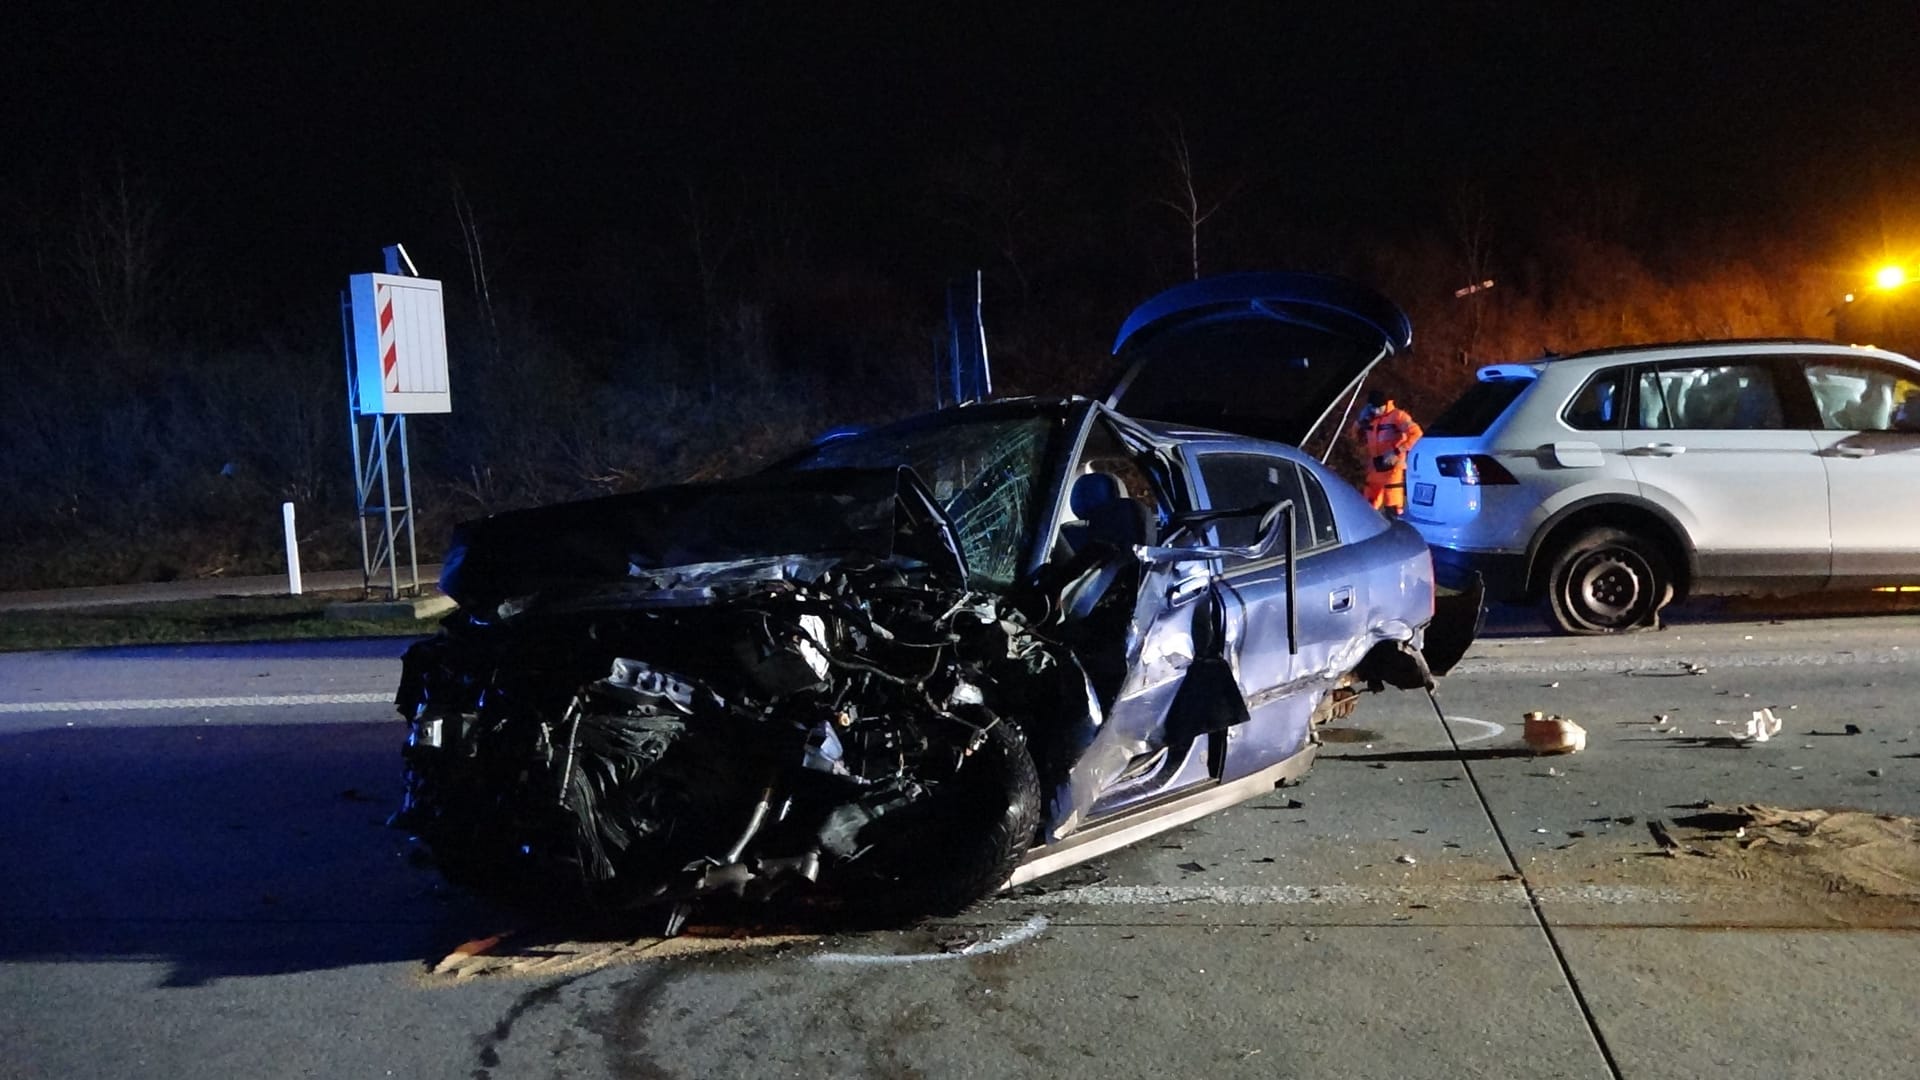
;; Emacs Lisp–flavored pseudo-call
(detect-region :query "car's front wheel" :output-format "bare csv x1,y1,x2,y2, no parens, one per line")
845,714,1042,921
1543,526,1671,634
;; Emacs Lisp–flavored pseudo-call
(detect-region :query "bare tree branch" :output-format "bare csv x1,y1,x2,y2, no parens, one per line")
450,172,500,356
1153,115,1242,279
64,163,174,355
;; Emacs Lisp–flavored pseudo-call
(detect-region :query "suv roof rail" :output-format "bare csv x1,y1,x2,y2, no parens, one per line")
1550,337,1841,362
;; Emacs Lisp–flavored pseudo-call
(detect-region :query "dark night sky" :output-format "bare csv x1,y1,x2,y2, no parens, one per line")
7,2,1919,340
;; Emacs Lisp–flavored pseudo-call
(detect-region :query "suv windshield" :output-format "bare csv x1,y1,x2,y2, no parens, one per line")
1428,379,1531,436
785,414,1058,588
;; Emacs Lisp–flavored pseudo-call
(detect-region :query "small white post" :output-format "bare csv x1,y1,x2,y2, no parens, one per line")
282,501,304,595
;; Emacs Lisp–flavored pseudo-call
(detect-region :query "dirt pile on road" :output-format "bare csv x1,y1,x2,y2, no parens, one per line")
420,925,815,984
1531,803,1920,926
1663,804,1920,902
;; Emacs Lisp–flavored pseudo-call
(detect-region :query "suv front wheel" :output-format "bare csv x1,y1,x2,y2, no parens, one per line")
1543,526,1671,634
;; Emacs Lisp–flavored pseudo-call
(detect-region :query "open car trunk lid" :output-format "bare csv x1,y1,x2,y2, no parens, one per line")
1106,271,1413,446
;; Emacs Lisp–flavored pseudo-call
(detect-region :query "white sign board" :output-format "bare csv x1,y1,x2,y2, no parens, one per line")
349,273,451,414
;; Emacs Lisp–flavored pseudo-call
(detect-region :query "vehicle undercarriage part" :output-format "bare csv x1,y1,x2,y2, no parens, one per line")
1354,638,1436,692
1314,677,1362,726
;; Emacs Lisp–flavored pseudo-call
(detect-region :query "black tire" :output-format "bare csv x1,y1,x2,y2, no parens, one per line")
846,717,1043,920
1543,525,1672,634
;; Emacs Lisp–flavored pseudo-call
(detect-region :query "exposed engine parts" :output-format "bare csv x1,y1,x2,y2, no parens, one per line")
394,557,1056,919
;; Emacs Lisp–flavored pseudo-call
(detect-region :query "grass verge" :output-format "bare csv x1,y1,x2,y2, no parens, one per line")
0,592,439,652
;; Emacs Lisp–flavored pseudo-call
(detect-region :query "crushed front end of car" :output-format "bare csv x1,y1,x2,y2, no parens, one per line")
393,467,1069,929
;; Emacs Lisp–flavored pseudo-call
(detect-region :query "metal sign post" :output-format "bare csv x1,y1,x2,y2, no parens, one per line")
937,270,993,409
340,243,450,600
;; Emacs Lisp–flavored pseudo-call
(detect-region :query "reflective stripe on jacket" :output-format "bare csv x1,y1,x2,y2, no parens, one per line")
1360,402,1422,469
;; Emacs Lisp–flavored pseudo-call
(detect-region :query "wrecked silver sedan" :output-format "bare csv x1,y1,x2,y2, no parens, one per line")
393,273,1478,930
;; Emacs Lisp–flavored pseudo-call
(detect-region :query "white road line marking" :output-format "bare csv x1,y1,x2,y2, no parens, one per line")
1000,884,1691,906
812,914,1050,966
1456,650,1917,675
1532,885,1693,904
0,692,393,714
1445,715,1504,745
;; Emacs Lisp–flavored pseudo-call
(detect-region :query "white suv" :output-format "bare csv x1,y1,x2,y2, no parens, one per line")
1404,339,1920,633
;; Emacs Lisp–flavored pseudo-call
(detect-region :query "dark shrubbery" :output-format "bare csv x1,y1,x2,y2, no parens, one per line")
0,293,936,590
0,173,1843,591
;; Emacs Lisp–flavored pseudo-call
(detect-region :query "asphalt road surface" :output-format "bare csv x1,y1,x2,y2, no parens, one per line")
5,615,1920,1079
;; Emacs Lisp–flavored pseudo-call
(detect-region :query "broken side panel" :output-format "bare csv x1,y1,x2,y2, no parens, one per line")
1222,524,1436,782
1045,556,1210,839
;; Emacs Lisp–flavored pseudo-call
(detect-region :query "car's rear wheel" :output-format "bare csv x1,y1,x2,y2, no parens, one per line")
1544,526,1671,634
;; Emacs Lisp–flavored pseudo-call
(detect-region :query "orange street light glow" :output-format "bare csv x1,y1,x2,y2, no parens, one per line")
1875,265,1908,289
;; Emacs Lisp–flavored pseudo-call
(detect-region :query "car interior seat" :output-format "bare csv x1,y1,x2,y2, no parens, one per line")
1839,380,1895,431
1050,470,1155,634
1638,374,1671,428
1061,471,1152,555
1663,371,1704,429
1730,373,1783,428
1809,376,1853,428
1641,373,1684,428
1681,369,1739,428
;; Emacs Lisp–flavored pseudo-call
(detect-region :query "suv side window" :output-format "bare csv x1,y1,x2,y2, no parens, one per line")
1632,362,1784,430
1195,452,1334,564
1802,359,1920,432
1563,370,1626,430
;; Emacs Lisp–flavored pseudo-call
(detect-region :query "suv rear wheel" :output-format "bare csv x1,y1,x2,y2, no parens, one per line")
1543,526,1671,634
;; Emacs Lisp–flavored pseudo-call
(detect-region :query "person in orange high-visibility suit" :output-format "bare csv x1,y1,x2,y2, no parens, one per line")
1354,389,1423,514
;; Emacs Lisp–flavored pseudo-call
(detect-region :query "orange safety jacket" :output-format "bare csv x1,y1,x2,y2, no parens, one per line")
1356,401,1423,509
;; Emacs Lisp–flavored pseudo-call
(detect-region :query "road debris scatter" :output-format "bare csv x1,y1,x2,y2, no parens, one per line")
1523,711,1587,754
1735,707,1784,743
1644,805,1920,905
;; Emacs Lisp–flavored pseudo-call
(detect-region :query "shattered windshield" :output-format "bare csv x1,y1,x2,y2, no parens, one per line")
785,414,1059,588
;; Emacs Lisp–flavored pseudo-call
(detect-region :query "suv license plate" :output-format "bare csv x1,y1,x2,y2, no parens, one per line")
1413,482,1436,506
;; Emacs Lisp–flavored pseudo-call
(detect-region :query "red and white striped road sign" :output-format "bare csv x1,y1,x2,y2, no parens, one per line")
378,283,400,393
349,273,451,415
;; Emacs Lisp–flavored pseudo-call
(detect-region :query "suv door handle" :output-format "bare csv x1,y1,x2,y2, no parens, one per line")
1330,586,1354,613
1633,442,1687,457
1833,445,1876,459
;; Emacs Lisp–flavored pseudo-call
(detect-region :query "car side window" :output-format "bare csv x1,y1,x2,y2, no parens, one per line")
1195,453,1331,563
1802,360,1920,432
1300,467,1338,548
1563,370,1625,430
1632,362,1784,430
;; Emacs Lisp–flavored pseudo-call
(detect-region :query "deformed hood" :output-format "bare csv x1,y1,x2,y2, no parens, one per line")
440,467,968,609
1106,271,1413,445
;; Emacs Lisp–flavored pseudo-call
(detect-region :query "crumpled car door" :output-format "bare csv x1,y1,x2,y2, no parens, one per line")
1041,415,1234,838
1052,552,1226,838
